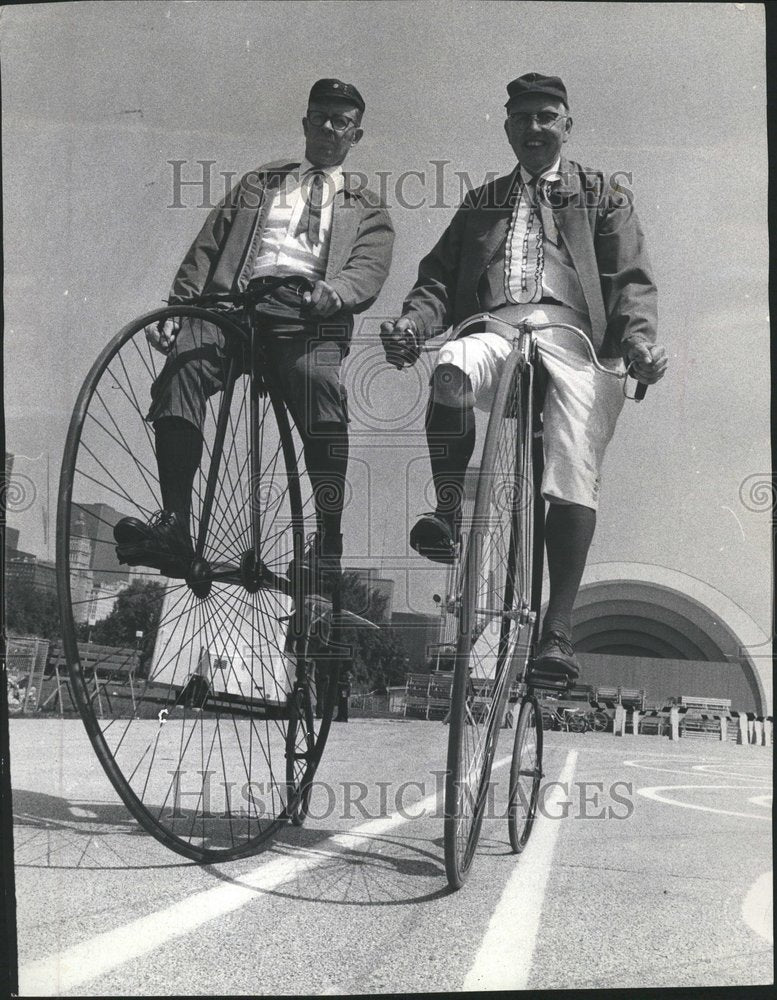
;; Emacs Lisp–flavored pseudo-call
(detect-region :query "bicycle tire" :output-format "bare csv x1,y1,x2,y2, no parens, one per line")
507,696,543,852
57,305,338,861
444,350,534,888
566,711,587,733
591,710,609,733
285,600,343,827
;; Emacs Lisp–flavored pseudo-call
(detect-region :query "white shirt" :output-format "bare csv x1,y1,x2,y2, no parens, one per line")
504,157,587,318
251,157,344,282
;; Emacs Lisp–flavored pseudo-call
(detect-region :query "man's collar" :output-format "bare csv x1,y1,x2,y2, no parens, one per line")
519,157,562,186
300,157,344,184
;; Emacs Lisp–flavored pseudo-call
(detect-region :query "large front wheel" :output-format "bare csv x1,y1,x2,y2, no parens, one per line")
444,352,535,888
57,306,338,861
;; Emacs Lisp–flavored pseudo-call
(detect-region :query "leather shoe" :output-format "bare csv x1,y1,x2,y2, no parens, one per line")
114,510,195,578
409,511,460,564
531,630,580,680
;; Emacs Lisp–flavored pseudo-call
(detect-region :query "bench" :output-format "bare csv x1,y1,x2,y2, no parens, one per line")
664,695,733,741
633,708,671,736
595,685,646,711
678,695,732,713
403,672,431,718
427,672,454,719
44,641,141,716
467,677,495,724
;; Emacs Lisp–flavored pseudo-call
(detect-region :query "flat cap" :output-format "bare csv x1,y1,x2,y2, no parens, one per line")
308,78,365,113
505,73,568,108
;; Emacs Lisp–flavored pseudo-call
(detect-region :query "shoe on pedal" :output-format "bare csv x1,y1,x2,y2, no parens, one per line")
114,510,195,578
529,630,580,682
410,511,460,564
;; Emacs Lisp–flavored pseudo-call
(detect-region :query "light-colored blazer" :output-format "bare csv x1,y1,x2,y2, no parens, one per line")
169,158,394,342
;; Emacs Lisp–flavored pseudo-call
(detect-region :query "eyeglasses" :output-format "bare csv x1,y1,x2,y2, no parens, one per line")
507,111,567,130
306,110,359,133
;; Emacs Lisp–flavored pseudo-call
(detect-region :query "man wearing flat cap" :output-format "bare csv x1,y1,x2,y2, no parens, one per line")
381,72,667,681
114,79,394,594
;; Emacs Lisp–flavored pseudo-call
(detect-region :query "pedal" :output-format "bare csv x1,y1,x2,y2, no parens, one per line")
527,668,575,694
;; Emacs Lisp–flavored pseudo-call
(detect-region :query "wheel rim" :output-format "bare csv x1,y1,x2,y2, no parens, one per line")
57,307,336,860
508,697,542,852
445,356,534,885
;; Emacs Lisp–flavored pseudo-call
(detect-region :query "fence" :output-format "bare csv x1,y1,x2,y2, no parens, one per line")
5,634,51,715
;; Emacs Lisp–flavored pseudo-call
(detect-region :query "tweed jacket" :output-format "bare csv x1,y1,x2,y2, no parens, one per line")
169,158,394,341
402,156,657,360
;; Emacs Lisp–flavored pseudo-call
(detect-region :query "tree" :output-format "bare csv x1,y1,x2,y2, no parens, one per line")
339,572,389,624
5,579,61,640
88,580,166,672
338,573,403,693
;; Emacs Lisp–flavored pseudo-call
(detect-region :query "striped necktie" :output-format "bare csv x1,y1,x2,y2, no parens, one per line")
295,169,325,244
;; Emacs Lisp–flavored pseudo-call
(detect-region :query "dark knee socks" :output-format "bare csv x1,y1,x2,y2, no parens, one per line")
543,502,596,639
426,398,476,518
303,422,348,554
154,417,203,517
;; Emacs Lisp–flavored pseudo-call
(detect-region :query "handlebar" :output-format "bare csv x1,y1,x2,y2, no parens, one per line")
426,313,649,402
185,275,315,311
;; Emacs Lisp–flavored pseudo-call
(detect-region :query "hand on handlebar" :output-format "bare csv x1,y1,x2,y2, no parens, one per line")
626,343,668,385
302,280,342,318
146,317,180,354
379,316,421,369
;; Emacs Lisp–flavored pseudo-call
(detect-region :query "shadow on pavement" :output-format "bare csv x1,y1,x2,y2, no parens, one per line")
204,828,453,905
12,788,217,870
12,788,453,901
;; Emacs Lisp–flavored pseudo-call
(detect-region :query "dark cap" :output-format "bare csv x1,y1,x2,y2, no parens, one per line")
308,78,365,113
505,73,568,109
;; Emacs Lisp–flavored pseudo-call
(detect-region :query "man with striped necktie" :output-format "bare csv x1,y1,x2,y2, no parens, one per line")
380,73,667,682
114,79,394,595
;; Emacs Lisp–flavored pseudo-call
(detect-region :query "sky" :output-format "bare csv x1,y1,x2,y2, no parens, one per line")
1,1,771,637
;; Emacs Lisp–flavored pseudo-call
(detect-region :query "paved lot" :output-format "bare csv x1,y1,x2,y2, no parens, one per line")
9,718,773,995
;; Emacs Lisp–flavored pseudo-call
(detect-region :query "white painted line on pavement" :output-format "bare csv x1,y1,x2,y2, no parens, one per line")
20,754,514,996
624,759,769,780
637,784,771,820
742,871,773,944
463,750,578,992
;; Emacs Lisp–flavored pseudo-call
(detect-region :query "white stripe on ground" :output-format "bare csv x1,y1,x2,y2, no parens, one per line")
20,754,513,996
742,871,773,944
463,749,578,992
637,784,771,820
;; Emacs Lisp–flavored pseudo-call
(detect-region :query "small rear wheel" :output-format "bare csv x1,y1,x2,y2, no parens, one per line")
507,696,543,853
285,605,341,827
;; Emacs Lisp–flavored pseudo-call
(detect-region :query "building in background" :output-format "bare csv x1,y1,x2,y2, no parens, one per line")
389,611,442,672
75,502,132,587
5,525,21,556
6,553,57,594
68,513,94,622
571,565,771,716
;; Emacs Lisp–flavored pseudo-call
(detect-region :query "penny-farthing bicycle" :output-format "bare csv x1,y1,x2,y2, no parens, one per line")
56,276,349,861
435,314,646,887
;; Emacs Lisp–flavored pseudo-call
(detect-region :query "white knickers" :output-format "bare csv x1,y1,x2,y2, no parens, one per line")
434,307,626,510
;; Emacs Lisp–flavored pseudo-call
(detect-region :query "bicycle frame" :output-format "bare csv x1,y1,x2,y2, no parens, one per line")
430,311,641,694
432,311,646,399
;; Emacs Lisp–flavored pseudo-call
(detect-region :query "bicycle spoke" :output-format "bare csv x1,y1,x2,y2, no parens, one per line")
59,305,337,861
446,356,534,887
